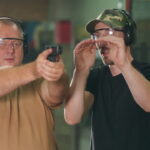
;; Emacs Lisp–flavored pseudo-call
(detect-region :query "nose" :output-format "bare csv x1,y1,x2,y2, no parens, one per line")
7,43,15,54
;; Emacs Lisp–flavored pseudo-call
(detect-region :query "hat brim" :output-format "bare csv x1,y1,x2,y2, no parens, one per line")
86,19,101,34
86,19,122,34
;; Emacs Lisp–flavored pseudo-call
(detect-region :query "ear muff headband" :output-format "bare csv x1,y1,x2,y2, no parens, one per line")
113,9,136,45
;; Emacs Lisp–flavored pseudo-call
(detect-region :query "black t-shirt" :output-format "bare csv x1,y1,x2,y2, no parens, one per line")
86,60,150,150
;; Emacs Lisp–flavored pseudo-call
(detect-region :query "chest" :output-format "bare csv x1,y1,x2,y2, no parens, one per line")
93,71,144,121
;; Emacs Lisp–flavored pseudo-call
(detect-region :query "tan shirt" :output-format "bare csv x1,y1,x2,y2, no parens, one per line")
0,80,58,150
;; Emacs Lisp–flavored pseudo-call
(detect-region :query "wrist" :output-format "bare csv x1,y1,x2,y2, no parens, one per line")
119,62,133,74
28,62,41,80
74,68,90,78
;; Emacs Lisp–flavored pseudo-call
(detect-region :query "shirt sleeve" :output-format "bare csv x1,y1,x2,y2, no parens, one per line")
86,68,100,95
32,79,63,109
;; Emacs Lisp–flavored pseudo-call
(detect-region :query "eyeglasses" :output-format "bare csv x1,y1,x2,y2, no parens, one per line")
91,28,123,40
0,38,23,50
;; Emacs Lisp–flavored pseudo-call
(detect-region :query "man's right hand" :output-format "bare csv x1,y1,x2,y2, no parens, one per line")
74,39,96,72
35,49,65,81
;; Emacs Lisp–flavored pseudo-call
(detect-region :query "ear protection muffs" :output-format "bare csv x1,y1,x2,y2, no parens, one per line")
113,9,137,45
0,17,28,56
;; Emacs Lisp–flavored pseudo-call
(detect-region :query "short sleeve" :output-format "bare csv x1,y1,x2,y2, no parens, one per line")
32,79,63,109
86,68,100,95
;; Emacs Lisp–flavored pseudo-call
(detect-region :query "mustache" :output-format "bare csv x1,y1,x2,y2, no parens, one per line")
96,43,109,51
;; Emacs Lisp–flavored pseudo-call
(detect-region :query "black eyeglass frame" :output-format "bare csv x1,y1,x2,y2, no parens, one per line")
92,28,124,34
0,37,23,41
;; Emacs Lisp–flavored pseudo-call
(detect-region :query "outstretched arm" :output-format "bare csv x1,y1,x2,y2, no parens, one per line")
0,62,39,97
40,72,69,107
27,49,69,107
0,49,69,107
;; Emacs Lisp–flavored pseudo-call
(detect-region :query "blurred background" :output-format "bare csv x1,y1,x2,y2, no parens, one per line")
0,0,149,149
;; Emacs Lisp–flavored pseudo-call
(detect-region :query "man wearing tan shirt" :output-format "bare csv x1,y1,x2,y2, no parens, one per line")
0,17,69,150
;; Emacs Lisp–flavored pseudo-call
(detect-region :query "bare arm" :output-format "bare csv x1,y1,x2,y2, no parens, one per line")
64,39,96,125
40,72,69,107
64,69,94,125
34,49,69,107
0,49,69,107
0,62,39,97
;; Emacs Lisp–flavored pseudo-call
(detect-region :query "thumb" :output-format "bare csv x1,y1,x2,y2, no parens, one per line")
41,49,53,59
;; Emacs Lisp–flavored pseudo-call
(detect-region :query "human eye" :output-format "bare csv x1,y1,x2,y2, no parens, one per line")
98,28,114,37
13,41,23,48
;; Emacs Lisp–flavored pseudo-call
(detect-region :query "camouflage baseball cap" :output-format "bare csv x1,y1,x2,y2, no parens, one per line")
86,9,130,34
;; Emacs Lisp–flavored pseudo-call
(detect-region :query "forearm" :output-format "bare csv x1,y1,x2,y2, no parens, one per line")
41,72,69,107
0,62,39,97
121,63,150,111
64,69,90,125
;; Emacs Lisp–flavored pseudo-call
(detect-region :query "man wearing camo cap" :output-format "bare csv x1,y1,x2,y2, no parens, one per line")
64,8,150,150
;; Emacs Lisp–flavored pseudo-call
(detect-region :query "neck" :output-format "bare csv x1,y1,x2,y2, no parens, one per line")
109,65,121,76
